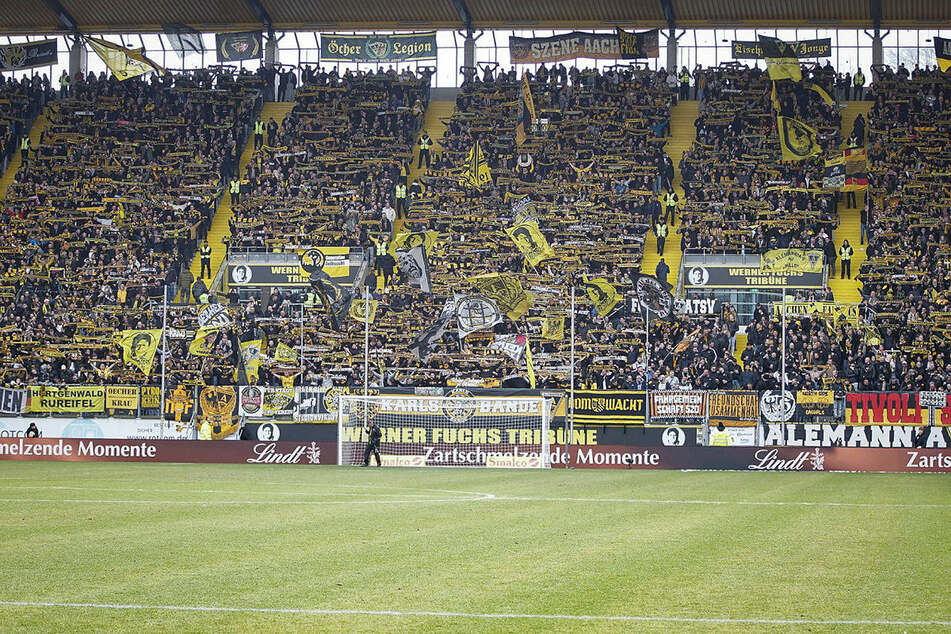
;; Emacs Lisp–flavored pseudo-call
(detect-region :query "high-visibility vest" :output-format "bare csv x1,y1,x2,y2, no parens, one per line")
664,192,678,208
418,135,432,150
254,121,264,134
710,430,731,446
59,74,69,87
679,70,690,83
200,246,212,260
395,184,406,198
854,72,865,86
655,223,668,238
20,137,29,150
230,179,241,194
840,245,853,261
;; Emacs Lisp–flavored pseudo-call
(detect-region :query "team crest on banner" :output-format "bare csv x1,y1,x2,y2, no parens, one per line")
777,116,820,162
470,273,534,321
215,31,263,62
188,327,220,357
198,386,238,439
505,221,556,266
539,315,565,341
459,141,492,190
455,295,502,339
633,274,674,320
761,249,824,274
164,385,195,423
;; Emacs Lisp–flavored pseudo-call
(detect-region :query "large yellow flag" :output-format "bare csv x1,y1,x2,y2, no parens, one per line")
349,298,379,324
188,327,219,357
273,342,298,364
935,37,951,73
471,273,534,321
765,58,802,82
539,315,565,341
583,278,622,316
86,37,167,81
777,116,821,162
505,221,556,266
114,329,161,376
459,141,492,190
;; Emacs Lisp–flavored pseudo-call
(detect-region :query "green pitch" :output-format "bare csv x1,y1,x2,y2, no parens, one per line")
0,462,949,632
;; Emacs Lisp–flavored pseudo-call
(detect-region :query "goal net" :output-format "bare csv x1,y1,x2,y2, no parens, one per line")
337,394,551,468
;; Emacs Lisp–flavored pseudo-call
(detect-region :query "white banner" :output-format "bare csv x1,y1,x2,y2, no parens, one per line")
0,417,194,440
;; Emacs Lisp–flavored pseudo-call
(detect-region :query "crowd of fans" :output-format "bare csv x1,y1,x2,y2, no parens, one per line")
0,69,259,386
0,57,948,393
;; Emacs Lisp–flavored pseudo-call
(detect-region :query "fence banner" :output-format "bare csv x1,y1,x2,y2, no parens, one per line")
731,38,831,59
242,422,338,442
105,386,139,412
0,417,193,440
320,32,436,62
759,390,839,423
295,387,337,422
649,391,706,420
762,424,950,448
238,386,297,418
26,386,105,414
708,391,759,426
0,39,58,72
0,438,336,465
684,263,824,289
562,445,951,472
845,392,929,425
0,388,27,414
570,390,646,424
509,32,621,64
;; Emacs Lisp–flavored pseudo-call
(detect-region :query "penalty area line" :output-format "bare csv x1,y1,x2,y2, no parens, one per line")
0,601,947,627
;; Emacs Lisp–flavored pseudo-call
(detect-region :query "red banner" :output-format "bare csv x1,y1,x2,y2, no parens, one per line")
563,445,951,473
0,438,336,465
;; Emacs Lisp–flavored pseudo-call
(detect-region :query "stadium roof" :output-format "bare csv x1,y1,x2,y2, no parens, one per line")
5,0,949,34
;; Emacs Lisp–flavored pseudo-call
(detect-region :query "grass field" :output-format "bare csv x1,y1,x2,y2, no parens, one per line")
0,463,949,632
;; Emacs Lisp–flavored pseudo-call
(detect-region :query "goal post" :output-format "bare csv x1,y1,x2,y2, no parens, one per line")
337,394,551,468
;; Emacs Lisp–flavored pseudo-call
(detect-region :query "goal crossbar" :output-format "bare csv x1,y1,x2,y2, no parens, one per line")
337,394,551,468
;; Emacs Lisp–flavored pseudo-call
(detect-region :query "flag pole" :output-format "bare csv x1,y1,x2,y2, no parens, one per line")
159,284,168,438
363,286,370,429
568,286,576,445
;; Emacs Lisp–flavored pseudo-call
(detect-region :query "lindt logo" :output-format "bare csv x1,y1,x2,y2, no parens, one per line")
246,442,321,464
748,448,824,471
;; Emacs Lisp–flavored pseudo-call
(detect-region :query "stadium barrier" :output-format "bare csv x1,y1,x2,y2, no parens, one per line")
0,437,947,472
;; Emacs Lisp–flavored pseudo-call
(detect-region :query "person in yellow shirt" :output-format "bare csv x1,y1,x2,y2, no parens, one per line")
709,422,732,446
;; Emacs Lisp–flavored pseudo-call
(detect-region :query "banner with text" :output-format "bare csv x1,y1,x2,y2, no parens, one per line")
320,32,437,62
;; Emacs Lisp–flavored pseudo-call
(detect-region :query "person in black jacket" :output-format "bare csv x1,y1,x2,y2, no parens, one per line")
362,420,382,466
25,423,39,438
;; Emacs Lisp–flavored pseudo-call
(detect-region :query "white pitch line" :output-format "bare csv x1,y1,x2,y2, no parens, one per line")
0,601,947,627
0,497,487,506
489,496,951,509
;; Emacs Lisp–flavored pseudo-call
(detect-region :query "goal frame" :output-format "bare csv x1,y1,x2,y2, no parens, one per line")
336,394,552,468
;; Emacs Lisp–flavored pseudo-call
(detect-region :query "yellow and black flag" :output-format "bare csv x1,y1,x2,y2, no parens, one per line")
936,36,951,73
349,298,379,324
505,221,556,266
86,37,167,81
471,273,534,321
515,73,536,147
759,36,802,82
460,140,492,189
805,81,834,106
114,329,162,376
188,327,220,357
273,342,298,365
539,315,565,341
583,277,622,317
777,116,821,162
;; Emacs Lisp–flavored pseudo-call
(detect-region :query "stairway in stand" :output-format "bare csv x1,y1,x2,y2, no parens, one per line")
640,100,697,289
0,108,50,199
400,91,457,233
828,101,872,305
187,102,295,297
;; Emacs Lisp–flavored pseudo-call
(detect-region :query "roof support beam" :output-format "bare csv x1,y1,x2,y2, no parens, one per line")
659,0,676,30
245,0,273,33
869,0,882,32
449,0,473,36
44,0,78,33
